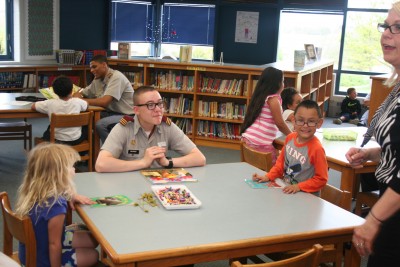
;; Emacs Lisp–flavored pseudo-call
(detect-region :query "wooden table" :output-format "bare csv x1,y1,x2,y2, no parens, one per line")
74,162,364,267
0,93,103,161
274,127,380,199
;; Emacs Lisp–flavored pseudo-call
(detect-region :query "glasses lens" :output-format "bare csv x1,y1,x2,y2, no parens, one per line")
295,120,304,126
377,23,386,33
157,101,164,109
391,24,400,34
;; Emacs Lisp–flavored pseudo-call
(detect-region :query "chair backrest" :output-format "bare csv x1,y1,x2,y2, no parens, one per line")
231,244,323,267
49,111,93,171
320,184,352,211
240,142,273,172
0,192,36,267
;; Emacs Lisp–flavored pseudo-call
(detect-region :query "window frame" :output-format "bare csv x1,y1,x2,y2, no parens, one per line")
0,0,13,61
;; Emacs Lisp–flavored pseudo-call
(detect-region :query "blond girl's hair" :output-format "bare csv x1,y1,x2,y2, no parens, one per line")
385,1,400,86
15,143,80,216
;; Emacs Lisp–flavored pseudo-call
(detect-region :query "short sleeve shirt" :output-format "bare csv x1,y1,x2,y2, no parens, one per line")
101,118,196,168
35,98,88,141
81,68,134,115
19,197,67,267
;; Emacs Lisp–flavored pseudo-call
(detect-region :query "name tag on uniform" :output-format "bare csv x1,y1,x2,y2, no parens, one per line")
157,141,166,147
128,150,139,155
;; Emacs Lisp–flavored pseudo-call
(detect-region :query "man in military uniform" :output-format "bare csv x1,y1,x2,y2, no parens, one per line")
73,55,134,143
95,86,206,172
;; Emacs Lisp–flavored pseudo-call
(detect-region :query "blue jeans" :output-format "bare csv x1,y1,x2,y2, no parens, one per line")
96,114,125,144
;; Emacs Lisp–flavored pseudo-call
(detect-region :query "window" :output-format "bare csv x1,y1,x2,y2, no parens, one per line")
109,1,215,60
0,0,13,60
160,3,215,60
110,0,153,57
277,11,343,66
339,5,392,94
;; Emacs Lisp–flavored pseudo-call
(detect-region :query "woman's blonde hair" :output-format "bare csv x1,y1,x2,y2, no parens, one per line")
15,143,80,216
385,1,400,86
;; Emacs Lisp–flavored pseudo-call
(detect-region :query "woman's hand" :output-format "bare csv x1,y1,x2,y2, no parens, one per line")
345,147,367,169
352,214,381,256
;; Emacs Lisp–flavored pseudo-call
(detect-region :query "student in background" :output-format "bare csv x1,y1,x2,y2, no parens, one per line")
73,55,134,143
333,87,362,125
281,87,303,131
32,76,88,145
358,92,371,127
15,143,98,267
95,86,206,173
253,100,328,195
240,67,292,164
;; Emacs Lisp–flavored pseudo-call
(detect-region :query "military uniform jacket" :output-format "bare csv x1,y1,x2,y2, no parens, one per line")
101,116,196,168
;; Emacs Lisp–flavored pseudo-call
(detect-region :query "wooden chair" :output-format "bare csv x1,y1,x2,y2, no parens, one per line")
0,191,36,267
35,111,94,171
355,190,379,216
231,244,323,267
0,120,32,151
240,142,273,172
321,184,352,211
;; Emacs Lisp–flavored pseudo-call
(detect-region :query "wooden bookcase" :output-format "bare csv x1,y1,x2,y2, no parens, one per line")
108,58,334,150
369,74,392,124
0,59,333,150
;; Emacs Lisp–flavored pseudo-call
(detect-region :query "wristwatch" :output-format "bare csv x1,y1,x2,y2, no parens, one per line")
165,157,173,169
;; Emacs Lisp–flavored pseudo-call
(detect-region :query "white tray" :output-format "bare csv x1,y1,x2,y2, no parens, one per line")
151,185,201,210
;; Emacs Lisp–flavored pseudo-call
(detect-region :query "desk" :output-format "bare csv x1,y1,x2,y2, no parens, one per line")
0,93,104,160
274,127,379,199
75,162,364,267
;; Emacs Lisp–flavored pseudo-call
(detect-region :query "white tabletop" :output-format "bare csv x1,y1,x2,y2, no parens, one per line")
75,162,364,257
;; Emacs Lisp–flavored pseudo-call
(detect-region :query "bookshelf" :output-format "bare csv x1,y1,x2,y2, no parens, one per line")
0,59,333,150
108,58,334,150
369,74,392,124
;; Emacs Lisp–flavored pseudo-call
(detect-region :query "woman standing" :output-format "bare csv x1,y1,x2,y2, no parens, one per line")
345,2,400,266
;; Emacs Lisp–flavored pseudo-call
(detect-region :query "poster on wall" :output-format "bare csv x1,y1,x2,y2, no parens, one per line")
25,0,58,60
235,11,259,44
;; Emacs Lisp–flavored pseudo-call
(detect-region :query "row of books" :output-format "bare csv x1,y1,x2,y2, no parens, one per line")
121,71,144,87
171,118,193,135
198,77,245,96
163,95,193,115
197,120,241,140
0,72,25,89
55,49,106,65
198,101,246,120
39,75,80,88
150,71,194,91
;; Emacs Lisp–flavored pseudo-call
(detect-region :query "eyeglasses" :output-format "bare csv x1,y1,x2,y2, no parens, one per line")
136,100,165,110
294,119,319,127
377,23,400,34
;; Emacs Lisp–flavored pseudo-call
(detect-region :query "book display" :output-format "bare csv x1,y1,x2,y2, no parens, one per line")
1,59,333,150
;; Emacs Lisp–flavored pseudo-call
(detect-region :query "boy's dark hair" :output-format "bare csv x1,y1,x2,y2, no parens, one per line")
133,86,156,104
240,67,283,134
281,87,299,110
52,76,73,98
294,99,323,118
91,55,108,65
347,87,356,95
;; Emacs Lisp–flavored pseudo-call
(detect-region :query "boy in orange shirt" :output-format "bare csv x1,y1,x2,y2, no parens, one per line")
253,100,328,195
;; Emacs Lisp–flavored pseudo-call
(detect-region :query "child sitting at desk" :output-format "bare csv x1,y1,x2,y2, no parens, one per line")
281,87,303,131
253,100,328,195
32,76,88,145
15,143,99,267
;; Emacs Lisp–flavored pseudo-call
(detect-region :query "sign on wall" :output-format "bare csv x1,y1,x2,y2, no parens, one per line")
235,11,259,44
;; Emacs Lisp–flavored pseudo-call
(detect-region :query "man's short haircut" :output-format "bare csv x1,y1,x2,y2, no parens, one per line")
52,76,73,98
294,99,323,118
347,87,356,95
90,55,108,65
133,86,157,105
